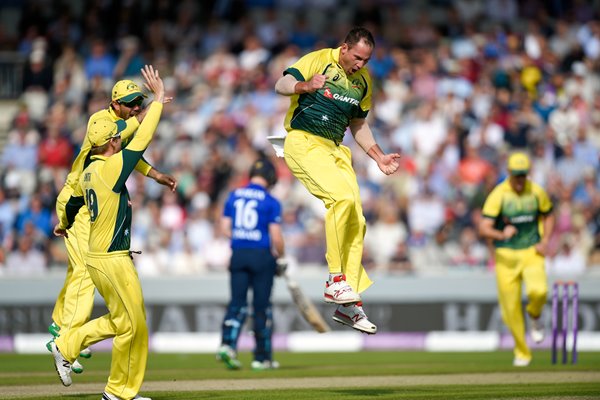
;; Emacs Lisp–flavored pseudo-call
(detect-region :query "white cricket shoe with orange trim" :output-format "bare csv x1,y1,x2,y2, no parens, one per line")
324,274,361,305
332,302,377,334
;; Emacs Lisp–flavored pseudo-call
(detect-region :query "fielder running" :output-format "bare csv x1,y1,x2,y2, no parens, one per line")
274,27,401,334
51,65,166,400
479,152,555,367
49,74,176,373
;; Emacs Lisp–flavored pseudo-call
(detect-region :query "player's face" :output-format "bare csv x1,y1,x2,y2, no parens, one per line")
509,173,527,193
110,135,122,152
339,39,372,75
113,97,144,119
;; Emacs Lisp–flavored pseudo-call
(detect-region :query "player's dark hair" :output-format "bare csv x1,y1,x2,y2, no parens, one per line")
344,27,375,49
250,158,277,187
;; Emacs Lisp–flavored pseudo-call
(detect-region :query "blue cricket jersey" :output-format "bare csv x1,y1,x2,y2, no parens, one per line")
223,183,282,249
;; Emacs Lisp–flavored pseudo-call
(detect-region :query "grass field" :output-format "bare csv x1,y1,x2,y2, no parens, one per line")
0,350,599,399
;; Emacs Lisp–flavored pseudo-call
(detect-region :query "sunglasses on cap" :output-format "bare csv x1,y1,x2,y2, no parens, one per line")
117,97,144,108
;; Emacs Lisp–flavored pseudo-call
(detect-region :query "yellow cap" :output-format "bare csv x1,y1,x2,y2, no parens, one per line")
88,118,126,147
507,152,530,175
111,79,147,102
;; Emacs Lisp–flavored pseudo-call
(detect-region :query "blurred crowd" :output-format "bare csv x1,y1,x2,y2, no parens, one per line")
0,0,599,278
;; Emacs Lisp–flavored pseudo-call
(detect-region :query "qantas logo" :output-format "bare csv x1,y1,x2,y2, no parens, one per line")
332,93,359,105
322,89,359,106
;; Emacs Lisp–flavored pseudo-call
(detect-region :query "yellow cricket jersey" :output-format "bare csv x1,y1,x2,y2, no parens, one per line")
283,47,372,144
482,179,553,249
55,107,152,224
60,102,163,254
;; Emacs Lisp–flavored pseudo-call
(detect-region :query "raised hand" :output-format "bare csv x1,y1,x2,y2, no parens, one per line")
140,65,165,104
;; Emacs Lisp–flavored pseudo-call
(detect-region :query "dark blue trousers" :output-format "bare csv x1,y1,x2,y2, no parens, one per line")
221,248,276,362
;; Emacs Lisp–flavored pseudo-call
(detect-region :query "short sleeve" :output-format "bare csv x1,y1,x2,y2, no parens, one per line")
284,49,328,83
482,187,503,219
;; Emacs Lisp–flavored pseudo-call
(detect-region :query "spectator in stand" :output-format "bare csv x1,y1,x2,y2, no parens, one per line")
1,112,39,172
5,235,47,275
457,144,493,198
547,233,587,279
113,36,146,80
53,44,87,106
83,39,116,83
446,226,488,269
0,189,16,243
38,119,74,170
15,194,52,238
23,48,53,93
364,202,408,270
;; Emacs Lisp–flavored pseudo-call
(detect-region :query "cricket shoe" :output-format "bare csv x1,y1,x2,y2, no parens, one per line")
513,357,531,367
216,344,242,370
48,322,61,338
530,316,545,344
79,347,92,359
251,360,280,371
102,392,152,400
49,341,72,386
324,274,361,304
71,359,84,374
46,340,83,373
332,302,377,334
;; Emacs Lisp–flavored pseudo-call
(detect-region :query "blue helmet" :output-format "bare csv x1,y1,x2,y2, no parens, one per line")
250,158,277,187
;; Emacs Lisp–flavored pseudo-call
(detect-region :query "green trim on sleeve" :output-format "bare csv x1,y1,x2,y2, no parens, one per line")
113,149,144,192
284,68,304,82
65,196,85,228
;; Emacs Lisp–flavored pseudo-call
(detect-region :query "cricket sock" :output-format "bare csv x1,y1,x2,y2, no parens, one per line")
328,273,344,282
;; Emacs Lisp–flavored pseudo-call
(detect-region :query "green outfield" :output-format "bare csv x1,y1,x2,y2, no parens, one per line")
0,351,599,399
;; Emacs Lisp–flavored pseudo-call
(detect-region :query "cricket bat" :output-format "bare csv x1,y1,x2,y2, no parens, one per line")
284,273,330,333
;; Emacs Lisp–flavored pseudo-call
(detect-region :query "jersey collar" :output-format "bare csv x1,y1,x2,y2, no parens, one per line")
333,47,341,64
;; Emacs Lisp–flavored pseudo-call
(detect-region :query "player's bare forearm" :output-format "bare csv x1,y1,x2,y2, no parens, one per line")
350,119,401,175
368,145,401,175
536,213,555,256
148,168,177,191
479,218,516,241
275,74,325,95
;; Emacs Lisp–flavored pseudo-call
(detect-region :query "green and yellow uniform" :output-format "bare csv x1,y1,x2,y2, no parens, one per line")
482,179,553,361
52,107,152,337
55,101,163,400
282,47,373,293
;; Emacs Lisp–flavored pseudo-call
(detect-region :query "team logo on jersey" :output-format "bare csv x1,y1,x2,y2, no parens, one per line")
323,88,333,98
351,79,362,89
